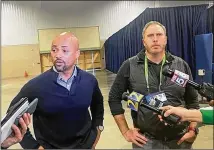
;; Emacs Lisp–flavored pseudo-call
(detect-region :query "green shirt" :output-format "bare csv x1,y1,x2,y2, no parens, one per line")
200,107,214,125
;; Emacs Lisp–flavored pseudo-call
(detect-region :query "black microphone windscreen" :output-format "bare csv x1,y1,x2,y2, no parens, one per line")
162,68,174,78
122,92,129,101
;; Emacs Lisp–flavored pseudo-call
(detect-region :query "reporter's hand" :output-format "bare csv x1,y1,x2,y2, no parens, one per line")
123,128,148,147
209,100,214,106
1,113,31,148
158,106,188,125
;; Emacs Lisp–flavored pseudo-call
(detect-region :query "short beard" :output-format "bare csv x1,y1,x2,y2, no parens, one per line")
54,61,67,72
145,45,165,55
55,65,66,72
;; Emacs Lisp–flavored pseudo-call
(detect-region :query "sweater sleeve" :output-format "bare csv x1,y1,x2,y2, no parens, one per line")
90,78,104,128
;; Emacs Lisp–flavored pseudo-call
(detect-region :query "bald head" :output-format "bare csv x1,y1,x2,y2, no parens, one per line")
52,32,79,50
51,32,80,73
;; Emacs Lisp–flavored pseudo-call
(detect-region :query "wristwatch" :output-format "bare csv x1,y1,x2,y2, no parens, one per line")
97,125,104,132
188,126,199,135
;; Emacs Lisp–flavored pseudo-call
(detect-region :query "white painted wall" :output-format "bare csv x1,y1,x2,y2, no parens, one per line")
1,1,79,46
57,1,155,40
155,0,211,8
1,1,155,45
2,1,212,46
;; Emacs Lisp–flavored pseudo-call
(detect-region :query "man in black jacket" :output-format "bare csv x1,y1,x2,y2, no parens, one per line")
108,21,199,149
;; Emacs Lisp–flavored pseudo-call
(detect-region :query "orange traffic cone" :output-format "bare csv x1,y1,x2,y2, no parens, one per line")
24,71,28,77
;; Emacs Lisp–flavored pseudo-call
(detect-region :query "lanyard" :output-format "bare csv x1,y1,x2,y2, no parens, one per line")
144,54,166,93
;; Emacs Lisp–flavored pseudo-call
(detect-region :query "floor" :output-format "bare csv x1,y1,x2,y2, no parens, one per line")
1,70,213,149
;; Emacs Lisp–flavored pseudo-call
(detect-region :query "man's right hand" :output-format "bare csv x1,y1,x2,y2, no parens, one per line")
123,128,148,147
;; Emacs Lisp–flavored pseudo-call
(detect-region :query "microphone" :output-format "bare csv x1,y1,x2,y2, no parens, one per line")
163,68,200,88
122,92,181,125
163,68,214,100
122,91,144,111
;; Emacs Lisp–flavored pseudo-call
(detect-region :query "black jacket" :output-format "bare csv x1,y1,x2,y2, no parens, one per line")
108,50,199,140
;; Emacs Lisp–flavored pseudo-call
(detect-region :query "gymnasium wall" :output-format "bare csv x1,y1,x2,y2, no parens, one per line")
1,44,41,78
1,1,212,79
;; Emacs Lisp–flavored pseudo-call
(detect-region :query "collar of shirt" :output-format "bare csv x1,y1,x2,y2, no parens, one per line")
53,65,77,84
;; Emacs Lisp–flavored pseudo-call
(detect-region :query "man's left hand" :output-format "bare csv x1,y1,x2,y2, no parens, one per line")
92,128,101,149
177,130,196,145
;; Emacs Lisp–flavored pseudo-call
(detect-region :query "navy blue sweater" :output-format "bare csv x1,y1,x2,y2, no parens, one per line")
7,67,104,149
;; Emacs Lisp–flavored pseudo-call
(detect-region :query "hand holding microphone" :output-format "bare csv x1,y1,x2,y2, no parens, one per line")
122,92,181,126
158,106,189,125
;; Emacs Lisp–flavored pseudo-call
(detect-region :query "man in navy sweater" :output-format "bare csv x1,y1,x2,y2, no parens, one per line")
6,32,104,149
